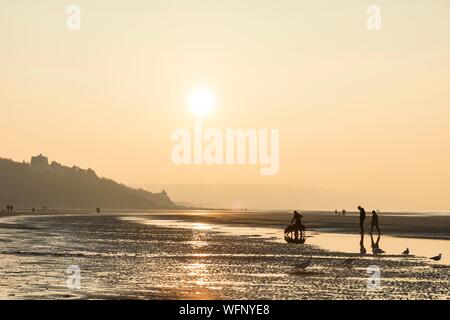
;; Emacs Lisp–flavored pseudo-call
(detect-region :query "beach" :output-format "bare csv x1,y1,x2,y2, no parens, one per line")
0,211,448,299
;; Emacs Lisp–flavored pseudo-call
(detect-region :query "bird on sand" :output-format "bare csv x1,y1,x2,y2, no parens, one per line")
294,260,312,270
402,248,409,255
430,254,442,261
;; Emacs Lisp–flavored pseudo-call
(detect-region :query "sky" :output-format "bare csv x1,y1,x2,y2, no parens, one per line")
1,0,449,210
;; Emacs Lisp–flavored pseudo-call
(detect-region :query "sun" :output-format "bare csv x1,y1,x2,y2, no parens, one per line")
188,86,216,117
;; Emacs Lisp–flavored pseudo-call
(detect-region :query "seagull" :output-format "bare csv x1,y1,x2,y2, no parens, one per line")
402,248,409,255
430,254,442,261
294,259,312,270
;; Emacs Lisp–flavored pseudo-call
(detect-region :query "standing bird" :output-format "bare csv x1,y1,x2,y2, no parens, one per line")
294,259,312,270
402,248,409,255
430,254,442,261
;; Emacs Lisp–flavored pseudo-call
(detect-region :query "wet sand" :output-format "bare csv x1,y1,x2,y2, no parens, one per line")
131,210,450,240
0,211,448,299
2,209,450,239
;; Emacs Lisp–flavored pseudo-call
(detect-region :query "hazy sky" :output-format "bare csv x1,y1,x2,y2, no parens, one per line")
1,1,449,210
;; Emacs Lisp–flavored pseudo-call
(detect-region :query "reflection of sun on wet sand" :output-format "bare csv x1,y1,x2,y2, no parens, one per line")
120,213,450,264
0,211,448,299
147,210,450,239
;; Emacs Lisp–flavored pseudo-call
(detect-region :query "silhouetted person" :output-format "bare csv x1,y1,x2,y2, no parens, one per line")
291,211,303,240
357,206,366,235
291,211,303,226
96,207,101,214
335,209,338,216
370,210,381,235
342,209,346,216
32,208,36,213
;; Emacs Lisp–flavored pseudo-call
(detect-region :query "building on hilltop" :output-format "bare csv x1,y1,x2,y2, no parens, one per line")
30,154,49,167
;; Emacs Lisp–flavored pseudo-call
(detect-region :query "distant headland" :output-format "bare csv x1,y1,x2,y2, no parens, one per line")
0,154,176,210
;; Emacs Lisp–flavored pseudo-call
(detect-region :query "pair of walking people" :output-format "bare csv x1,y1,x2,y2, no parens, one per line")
357,206,380,235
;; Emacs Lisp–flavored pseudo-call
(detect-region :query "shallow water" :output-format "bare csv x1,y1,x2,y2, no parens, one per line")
309,232,450,265
120,216,450,264
0,214,448,299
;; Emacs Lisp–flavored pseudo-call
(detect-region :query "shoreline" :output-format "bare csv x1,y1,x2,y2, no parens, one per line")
2,209,450,240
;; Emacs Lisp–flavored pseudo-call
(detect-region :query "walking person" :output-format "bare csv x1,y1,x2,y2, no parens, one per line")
370,210,381,235
357,206,366,235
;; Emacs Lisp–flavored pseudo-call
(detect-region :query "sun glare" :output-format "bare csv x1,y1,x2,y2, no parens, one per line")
188,86,216,117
